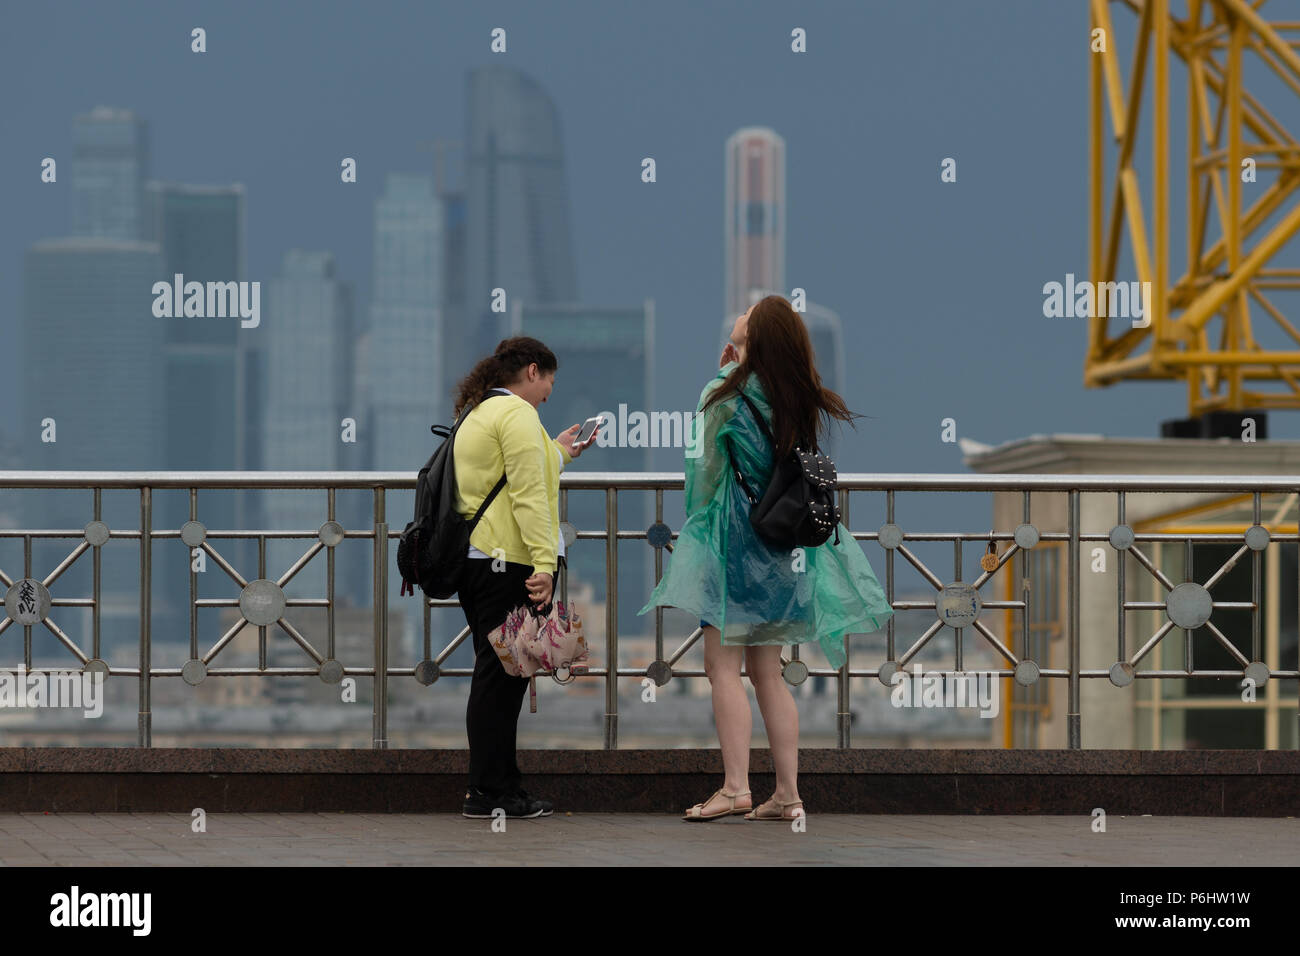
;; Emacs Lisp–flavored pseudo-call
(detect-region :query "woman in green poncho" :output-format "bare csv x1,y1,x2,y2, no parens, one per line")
638,294,893,822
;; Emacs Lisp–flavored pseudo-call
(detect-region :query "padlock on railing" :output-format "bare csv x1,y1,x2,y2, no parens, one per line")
980,533,999,572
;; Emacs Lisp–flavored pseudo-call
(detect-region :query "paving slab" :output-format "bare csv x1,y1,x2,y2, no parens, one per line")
0,812,1295,866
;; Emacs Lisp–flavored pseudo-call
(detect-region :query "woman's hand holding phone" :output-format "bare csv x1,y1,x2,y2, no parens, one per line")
556,423,586,459
558,415,605,459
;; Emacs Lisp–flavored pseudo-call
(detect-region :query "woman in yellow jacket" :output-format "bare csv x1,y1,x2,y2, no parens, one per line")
452,337,591,820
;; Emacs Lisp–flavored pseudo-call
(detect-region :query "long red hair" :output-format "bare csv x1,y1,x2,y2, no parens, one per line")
701,295,862,458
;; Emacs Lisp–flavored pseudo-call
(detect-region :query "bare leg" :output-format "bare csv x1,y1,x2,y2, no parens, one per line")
694,626,752,815
746,644,801,806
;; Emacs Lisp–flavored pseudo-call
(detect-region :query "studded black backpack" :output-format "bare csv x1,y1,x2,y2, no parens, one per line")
724,388,841,549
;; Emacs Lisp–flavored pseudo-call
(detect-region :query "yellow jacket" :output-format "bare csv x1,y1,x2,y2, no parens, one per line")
453,390,573,575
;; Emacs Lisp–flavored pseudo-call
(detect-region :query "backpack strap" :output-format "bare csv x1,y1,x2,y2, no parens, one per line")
725,439,759,505
726,388,772,506
469,472,507,531
459,390,511,532
734,389,775,449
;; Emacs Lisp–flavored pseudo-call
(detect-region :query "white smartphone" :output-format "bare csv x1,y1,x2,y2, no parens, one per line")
575,415,605,447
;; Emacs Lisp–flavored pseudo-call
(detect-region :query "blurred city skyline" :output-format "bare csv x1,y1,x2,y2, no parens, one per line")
3,0,1219,488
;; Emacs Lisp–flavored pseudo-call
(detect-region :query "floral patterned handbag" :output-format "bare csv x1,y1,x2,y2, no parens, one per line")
487,600,589,712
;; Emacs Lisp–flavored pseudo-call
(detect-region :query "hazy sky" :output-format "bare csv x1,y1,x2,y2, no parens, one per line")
5,0,1293,488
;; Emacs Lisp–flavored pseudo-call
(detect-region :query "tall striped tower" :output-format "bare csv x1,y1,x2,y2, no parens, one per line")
724,127,785,320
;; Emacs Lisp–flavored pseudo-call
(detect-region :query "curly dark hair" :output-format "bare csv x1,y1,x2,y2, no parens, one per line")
452,336,558,418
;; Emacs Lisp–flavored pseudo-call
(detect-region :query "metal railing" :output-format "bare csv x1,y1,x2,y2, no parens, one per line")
1,470,1298,749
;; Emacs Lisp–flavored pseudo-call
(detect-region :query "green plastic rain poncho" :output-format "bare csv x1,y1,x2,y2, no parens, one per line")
638,362,893,668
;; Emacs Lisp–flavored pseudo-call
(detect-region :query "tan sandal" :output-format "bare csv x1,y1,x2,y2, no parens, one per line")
744,796,804,820
683,787,751,821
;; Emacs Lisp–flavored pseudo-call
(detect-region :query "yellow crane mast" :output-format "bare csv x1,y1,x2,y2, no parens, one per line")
1087,0,1300,432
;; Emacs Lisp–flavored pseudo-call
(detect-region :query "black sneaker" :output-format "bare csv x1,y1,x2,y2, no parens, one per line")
461,786,554,819
462,787,498,819
504,787,554,818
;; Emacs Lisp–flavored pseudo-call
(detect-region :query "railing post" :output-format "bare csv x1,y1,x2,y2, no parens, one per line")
1067,488,1081,748
604,486,619,749
139,486,152,748
837,487,851,748
372,486,388,749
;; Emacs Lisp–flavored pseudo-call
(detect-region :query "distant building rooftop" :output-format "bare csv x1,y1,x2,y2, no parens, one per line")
29,237,160,253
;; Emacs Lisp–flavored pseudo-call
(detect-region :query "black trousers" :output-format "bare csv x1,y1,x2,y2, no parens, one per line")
457,557,534,796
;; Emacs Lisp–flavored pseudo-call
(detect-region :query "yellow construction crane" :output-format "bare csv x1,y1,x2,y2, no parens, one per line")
1086,0,1300,426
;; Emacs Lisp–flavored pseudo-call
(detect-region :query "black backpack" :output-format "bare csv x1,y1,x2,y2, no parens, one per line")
397,393,507,599
725,388,841,549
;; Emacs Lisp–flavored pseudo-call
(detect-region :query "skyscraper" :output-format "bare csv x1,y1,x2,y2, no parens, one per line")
261,251,352,598
143,181,247,473
441,188,468,409
721,130,848,456
366,172,444,468
23,239,167,468
22,237,166,654
71,107,149,241
464,67,577,375
724,127,785,318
